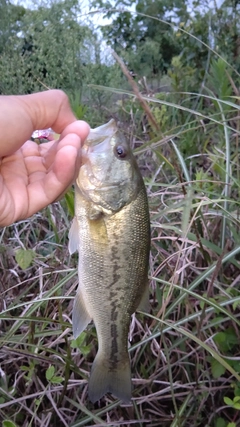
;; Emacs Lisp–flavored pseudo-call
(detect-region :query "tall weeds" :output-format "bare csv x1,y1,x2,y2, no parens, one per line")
1,9,240,427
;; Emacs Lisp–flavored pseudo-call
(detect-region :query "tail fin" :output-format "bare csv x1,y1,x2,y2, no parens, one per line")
88,352,132,403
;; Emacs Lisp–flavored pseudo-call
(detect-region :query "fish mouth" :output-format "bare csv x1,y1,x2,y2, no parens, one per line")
84,119,117,147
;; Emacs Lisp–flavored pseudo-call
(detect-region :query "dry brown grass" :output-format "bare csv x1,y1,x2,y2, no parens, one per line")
1,146,240,427
1,57,240,426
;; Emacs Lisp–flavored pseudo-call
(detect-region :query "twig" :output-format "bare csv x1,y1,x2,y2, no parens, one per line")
112,50,160,132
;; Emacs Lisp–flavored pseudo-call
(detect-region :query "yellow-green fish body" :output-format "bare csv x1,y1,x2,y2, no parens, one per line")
69,120,150,403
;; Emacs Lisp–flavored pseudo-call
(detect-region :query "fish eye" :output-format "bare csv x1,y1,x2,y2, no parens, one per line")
115,145,127,159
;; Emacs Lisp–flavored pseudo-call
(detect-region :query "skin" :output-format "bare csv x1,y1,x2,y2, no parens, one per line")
0,90,90,227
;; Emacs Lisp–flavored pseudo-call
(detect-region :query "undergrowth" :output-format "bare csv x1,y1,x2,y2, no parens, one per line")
1,21,240,427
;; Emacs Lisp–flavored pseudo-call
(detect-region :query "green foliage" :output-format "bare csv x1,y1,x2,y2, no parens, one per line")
0,0,129,124
215,418,227,427
214,329,239,353
0,0,119,118
208,58,232,101
15,248,35,269
224,396,240,410
168,55,196,92
0,0,26,55
215,421,236,427
1,1,240,426
64,188,75,217
0,0,89,94
46,365,64,384
92,0,183,79
71,331,92,356
221,389,240,426
211,359,226,379
2,421,18,427
92,0,240,88
21,362,36,385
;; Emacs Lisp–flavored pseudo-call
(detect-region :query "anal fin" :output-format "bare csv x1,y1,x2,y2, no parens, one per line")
73,287,92,339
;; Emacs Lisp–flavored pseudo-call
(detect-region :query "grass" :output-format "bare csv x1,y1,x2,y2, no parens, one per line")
1,43,240,427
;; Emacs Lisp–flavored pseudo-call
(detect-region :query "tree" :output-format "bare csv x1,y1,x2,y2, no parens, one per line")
92,0,240,84
0,0,94,94
91,0,187,80
0,0,26,54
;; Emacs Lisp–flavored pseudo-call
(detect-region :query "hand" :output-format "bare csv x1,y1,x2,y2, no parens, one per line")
0,90,90,227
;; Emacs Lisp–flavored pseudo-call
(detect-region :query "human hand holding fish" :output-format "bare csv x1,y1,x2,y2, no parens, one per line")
0,91,150,405
0,90,90,227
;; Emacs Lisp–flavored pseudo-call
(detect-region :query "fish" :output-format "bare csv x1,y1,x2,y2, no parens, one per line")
68,119,150,403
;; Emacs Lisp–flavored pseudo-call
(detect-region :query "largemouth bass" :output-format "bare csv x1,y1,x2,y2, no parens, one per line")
68,119,150,403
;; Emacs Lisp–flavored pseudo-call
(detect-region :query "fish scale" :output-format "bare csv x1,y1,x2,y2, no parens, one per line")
68,120,150,403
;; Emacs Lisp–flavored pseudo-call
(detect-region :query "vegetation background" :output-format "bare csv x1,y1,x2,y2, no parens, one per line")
0,0,240,426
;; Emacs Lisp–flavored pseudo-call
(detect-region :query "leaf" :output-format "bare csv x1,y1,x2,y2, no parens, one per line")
211,358,226,379
214,329,238,352
233,300,240,310
231,360,240,373
80,345,92,357
71,332,87,349
215,418,227,427
20,365,29,372
46,365,55,381
224,396,233,406
3,421,18,427
233,403,240,410
233,384,240,396
227,423,236,427
15,249,35,269
50,376,64,384
71,332,91,356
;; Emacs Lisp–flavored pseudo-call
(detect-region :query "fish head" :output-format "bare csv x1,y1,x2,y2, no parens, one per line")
76,120,142,214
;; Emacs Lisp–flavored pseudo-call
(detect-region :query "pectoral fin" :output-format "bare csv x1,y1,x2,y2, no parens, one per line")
68,217,79,255
73,287,92,339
